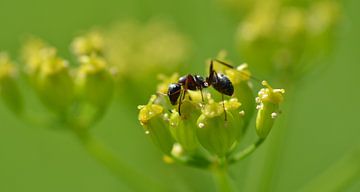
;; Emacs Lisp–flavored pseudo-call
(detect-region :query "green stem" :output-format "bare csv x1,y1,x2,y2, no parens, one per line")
299,149,360,192
254,83,296,192
228,138,265,164
212,160,236,192
74,130,169,192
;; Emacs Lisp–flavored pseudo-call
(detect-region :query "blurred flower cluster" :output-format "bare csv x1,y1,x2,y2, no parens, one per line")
72,20,190,101
0,19,190,131
222,0,341,81
1,37,113,130
0,20,192,192
138,58,285,168
0,53,23,115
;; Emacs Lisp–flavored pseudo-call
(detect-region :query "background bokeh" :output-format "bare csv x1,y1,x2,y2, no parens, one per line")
0,0,359,191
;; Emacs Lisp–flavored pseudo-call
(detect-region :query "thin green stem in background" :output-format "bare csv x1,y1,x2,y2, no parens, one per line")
255,84,296,192
299,149,360,192
74,131,169,192
212,161,237,192
229,138,265,164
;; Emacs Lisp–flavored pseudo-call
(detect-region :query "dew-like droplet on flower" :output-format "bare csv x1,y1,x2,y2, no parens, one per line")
239,110,245,116
271,112,278,119
198,122,205,128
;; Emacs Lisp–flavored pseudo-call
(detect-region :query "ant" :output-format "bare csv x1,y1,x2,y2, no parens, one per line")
167,59,236,120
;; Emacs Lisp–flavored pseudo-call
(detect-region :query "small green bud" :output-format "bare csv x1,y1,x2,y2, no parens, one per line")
71,31,104,57
279,8,306,41
156,73,179,95
169,95,201,152
0,53,23,115
225,63,256,133
224,98,245,142
138,95,174,155
75,55,114,109
308,1,340,36
35,48,74,113
21,37,49,76
196,98,241,157
255,81,285,138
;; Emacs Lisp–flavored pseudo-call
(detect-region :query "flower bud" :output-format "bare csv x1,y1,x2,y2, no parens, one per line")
169,94,201,152
75,55,114,109
138,95,174,155
0,53,23,115
21,37,48,76
224,98,245,141
196,98,241,157
71,31,104,57
156,73,179,95
225,63,256,133
255,81,285,138
35,48,74,113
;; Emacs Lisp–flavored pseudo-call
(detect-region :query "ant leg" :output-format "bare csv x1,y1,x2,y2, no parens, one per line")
213,70,227,121
200,88,204,102
214,70,220,84
178,76,190,116
178,89,184,115
213,59,235,69
214,59,261,82
208,60,215,83
178,89,188,115
222,93,227,121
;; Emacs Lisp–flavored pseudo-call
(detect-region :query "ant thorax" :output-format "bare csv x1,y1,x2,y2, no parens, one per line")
178,74,207,91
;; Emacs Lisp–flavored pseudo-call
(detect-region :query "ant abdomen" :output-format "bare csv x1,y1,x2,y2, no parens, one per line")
211,73,234,96
167,83,181,105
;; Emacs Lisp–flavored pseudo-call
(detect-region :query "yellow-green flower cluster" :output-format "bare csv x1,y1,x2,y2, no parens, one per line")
70,20,190,101
22,39,75,113
103,20,190,80
71,30,104,57
222,0,341,79
1,19,189,129
0,53,23,115
0,36,116,129
138,59,285,167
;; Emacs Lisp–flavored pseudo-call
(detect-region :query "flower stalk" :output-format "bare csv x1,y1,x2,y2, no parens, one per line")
74,129,169,192
211,161,236,192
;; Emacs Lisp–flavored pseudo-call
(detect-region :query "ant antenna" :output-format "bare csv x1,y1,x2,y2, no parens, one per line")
177,89,183,116
222,93,227,121
156,92,167,97
199,89,205,103
213,59,262,83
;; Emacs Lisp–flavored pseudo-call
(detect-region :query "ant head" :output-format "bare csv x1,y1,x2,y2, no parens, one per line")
178,75,187,84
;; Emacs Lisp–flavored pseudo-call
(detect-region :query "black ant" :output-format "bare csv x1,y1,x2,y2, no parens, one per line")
167,59,236,120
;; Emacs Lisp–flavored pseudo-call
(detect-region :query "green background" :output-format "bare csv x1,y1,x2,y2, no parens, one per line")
0,0,359,191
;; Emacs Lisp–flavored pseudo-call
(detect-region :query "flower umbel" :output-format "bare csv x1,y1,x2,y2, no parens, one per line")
228,0,341,80
138,56,285,168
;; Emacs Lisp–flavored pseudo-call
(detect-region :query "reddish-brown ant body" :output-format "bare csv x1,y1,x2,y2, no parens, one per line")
167,59,235,120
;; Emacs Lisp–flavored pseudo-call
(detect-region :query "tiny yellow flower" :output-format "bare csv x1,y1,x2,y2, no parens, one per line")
255,81,285,138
